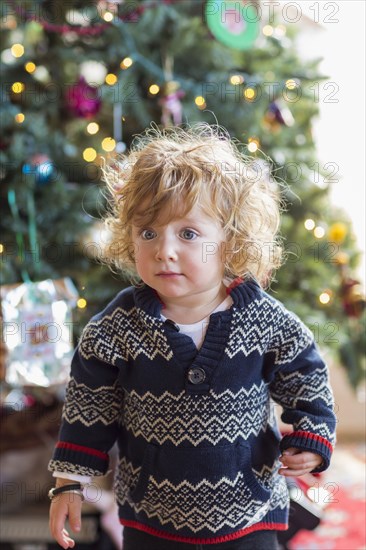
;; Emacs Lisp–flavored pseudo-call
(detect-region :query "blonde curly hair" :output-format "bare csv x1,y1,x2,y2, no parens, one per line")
101,123,283,286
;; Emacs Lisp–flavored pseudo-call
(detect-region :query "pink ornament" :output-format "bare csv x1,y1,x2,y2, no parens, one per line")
66,77,101,118
159,82,185,127
224,8,245,35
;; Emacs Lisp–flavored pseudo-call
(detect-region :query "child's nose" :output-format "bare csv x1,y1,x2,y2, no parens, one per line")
155,236,178,262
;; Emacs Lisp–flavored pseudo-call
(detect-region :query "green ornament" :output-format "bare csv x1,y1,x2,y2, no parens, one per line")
206,0,260,50
24,21,44,46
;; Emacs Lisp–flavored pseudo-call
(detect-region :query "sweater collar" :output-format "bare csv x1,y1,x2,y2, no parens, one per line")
227,277,262,308
133,277,262,318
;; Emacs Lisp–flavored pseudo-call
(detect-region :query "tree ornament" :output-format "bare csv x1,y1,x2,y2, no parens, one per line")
115,141,127,153
66,77,102,118
328,222,348,244
22,153,55,186
340,277,366,318
0,137,10,151
263,100,295,132
334,251,349,265
113,102,127,154
1,279,79,387
80,60,107,86
206,0,259,50
159,81,185,127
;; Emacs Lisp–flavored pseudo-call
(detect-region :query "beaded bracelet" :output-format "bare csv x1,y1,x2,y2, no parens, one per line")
48,483,84,501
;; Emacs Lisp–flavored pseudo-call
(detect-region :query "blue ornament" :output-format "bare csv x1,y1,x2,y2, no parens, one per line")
22,154,55,186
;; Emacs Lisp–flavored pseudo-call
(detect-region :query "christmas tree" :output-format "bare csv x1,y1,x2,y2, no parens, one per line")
1,0,364,387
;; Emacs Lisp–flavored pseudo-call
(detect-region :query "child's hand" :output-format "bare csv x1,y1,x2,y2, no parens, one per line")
279,447,323,477
49,491,82,549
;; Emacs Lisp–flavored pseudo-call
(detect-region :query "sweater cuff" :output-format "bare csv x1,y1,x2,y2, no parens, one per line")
53,471,92,484
48,441,109,477
279,431,333,473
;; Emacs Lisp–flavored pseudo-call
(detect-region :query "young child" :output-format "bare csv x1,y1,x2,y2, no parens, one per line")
48,124,336,550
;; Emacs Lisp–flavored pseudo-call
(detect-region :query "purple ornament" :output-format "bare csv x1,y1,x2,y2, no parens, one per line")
66,77,102,118
268,101,294,127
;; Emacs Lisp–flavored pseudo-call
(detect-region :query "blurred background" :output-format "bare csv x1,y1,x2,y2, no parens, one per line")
1,1,365,549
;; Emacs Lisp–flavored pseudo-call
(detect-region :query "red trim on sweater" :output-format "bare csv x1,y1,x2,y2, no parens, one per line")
120,520,287,544
226,277,244,293
284,431,333,452
56,441,108,460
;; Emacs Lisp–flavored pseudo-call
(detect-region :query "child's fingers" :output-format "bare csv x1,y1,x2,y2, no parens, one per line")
60,529,76,549
49,496,82,548
279,465,314,477
68,501,82,533
280,447,299,457
279,449,323,476
50,521,76,549
280,451,320,468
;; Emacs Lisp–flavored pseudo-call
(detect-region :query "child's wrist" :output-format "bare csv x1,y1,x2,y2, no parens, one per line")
48,483,84,501
55,478,79,488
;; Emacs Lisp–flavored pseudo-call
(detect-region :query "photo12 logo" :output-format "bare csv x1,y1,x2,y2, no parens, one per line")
204,1,340,26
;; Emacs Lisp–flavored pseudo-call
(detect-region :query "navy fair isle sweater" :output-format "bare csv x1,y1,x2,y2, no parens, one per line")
49,278,336,544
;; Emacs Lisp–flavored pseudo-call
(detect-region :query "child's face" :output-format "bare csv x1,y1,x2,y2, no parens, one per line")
131,203,227,308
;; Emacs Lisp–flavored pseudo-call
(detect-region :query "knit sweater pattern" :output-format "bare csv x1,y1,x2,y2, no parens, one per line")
49,278,336,544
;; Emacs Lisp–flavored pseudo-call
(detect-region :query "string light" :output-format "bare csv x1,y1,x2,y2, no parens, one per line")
285,79,298,90
304,219,315,230
120,57,133,70
103,11,114,22
275,25,286,37
0,244,3,254
105,73,118,85
15,113,25,123
149,84,160,95
230,75,244,85
25,62,36,73
101,137,116,152
86,122,99,135
195,96,206,109
262,25,274,36
11,43,24,58
319,291,332,305
247,138,259,153
83,148,97,162
314,226,325,239
244,87,256,100
77,298,87,309
12,82,24,93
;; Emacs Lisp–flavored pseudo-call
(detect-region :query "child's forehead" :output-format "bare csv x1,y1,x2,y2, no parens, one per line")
132,200,216,227
133,202,192,225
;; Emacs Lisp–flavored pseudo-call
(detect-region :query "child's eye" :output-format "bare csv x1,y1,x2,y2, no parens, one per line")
180,229,198,240
140,229,156,240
